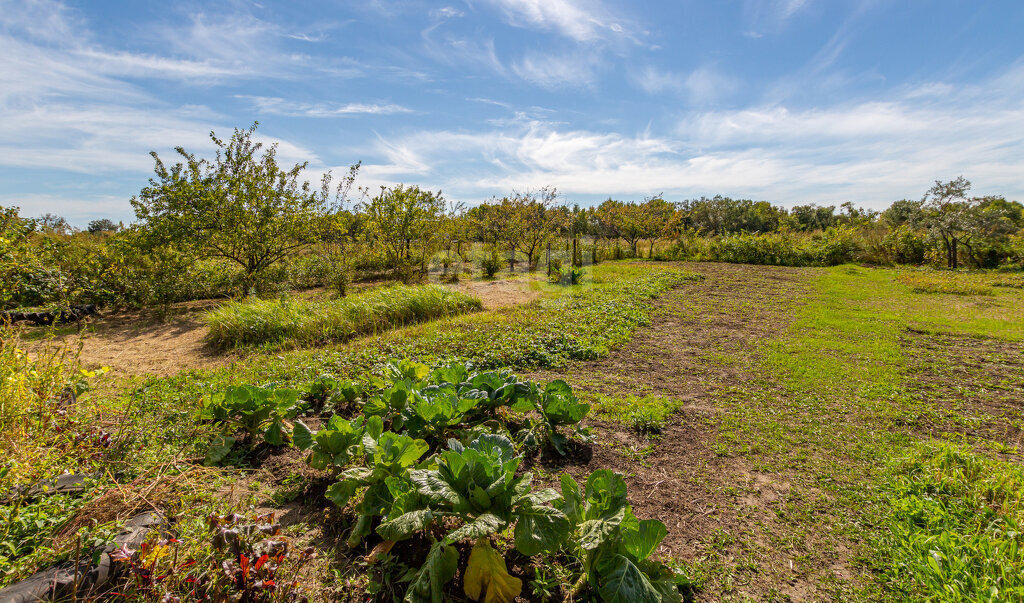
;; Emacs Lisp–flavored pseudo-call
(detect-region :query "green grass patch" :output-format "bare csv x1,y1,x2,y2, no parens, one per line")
588,393,686,433
879,442,1024,601
752,264,1024,598
204,284,482,348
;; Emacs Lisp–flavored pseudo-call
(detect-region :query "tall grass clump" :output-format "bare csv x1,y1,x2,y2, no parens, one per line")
205,284,483,349
879,443,1024,601
897,273,996,296
0,328,77,436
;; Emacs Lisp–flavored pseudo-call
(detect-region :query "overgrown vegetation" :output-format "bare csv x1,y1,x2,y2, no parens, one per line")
204,284,482,349
880,443,1024,601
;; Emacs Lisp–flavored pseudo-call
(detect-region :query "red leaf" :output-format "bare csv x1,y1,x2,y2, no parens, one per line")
255,554,269,570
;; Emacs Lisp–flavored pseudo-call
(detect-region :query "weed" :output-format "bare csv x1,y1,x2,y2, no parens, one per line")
589,393,685,433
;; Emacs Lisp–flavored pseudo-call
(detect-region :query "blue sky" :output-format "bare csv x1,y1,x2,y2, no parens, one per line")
2,0,1023,224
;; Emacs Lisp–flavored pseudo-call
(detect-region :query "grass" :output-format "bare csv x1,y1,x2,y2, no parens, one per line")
204,283,483,348
880,443,1024,601
163,264,701,396
897,273,995,296
588,393,686,433
8,260,1019,600
724,264,1024,599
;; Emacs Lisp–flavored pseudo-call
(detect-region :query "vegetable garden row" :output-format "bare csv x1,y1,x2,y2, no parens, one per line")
195,360,687,602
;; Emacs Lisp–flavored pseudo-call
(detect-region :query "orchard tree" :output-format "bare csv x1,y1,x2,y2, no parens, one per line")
641,197,676,257
131,123,353,290
509,187,565,270
361,184,445,279
596,200,647,256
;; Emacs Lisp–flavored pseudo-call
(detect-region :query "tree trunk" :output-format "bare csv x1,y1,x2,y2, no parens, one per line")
547,242,551,277
951,237,958,269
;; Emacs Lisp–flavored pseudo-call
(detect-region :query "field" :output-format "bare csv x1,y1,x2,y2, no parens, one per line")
2,261,1023,602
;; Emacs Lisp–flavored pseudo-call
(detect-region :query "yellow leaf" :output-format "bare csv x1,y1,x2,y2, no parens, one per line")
463,538,522,603
141,544,169,565
366,539,396,564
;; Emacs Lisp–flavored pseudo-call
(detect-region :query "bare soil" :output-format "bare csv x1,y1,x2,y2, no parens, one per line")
902,330,1024,456
526,263,841,601
22,278,542,380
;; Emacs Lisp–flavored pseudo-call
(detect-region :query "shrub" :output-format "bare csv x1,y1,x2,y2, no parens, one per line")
808,225,861,266
480,246,503,278
882,225,929,265
204,284,482,348
705,232,811,266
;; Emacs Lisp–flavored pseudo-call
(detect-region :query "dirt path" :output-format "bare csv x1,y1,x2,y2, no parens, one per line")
22,278,543,380
527,263,847,600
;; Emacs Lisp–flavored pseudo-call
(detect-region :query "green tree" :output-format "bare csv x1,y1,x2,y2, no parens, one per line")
508,188,565,270
361,184,445,280
87,218,119,234
922,177,976,269
131,123,349,291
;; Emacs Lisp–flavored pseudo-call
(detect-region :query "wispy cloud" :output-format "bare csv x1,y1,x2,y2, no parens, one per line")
239,96,413,118
482,0,628,42
512,51,599,89
633,66,739,105
357,64,1024,206
742,0,816,34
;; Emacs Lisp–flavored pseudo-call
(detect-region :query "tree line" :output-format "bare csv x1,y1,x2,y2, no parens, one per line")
3,124,1022,311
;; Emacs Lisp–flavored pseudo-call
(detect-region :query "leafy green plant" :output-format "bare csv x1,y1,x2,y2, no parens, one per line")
292,415,367,471
559,470,684,603
515,380,592,455
480,246,503,278
303,375,361,413
364,361,536,448
324,417,430,548
378,435,571,602
200,384,304,464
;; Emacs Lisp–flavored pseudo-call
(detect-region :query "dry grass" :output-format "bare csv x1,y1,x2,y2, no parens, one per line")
897,273,996,296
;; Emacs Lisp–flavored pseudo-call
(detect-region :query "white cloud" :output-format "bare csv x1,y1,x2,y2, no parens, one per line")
512,52,598,89
356,66,1024,207
239,96,412,118
431,6,465,20
482,0,626,42
633,66,739,105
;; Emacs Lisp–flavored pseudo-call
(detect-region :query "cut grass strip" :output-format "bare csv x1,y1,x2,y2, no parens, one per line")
204,284,482,349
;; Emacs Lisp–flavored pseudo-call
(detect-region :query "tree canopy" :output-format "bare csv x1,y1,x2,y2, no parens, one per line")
131,122,354,289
